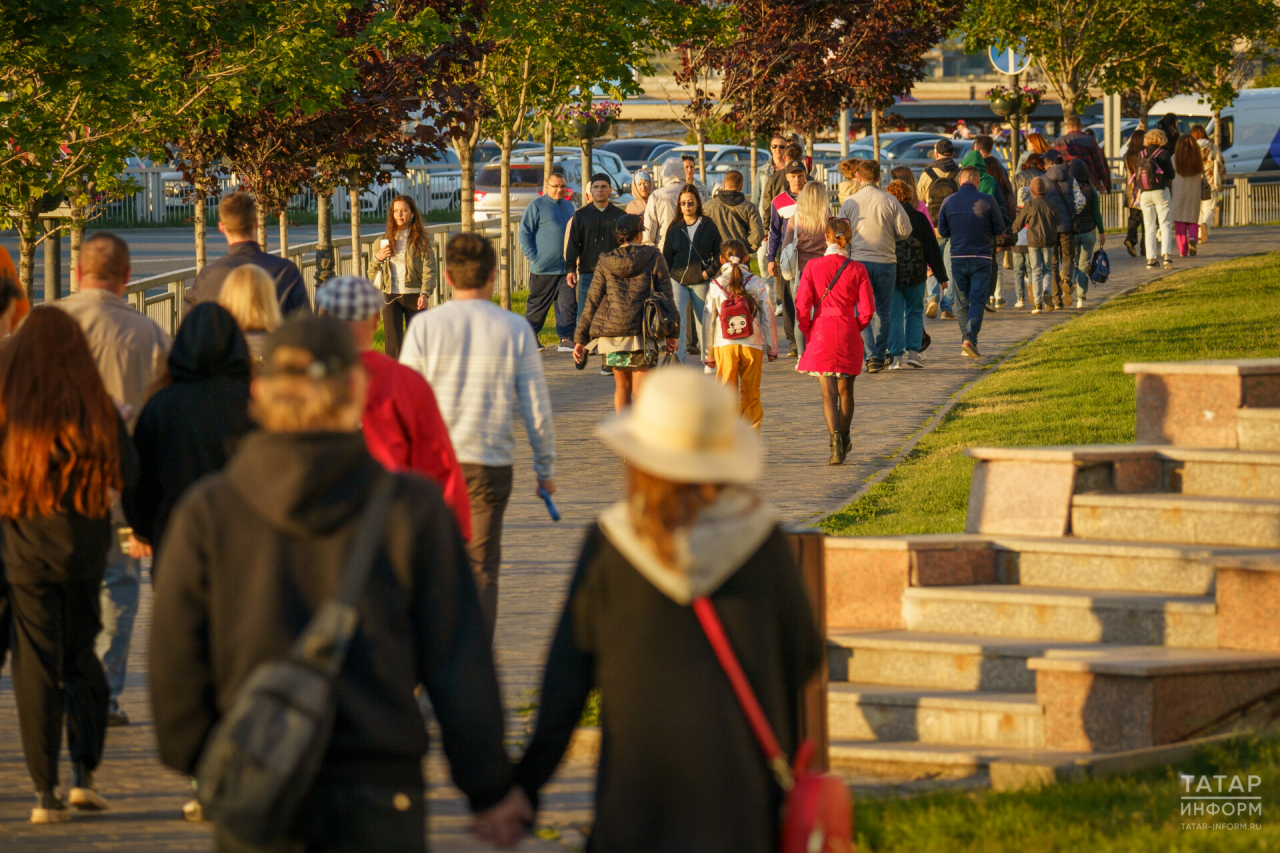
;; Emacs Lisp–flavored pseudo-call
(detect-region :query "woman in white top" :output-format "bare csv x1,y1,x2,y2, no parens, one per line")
371,195,437,358
701,239,777,428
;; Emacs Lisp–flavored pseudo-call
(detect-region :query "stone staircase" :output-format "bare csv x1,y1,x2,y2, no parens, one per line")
823,359,1280,778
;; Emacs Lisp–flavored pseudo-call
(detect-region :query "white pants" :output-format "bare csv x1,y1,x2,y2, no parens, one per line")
1140,189,1174,259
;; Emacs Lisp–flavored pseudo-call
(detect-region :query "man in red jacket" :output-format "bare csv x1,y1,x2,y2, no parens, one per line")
316,275,472,539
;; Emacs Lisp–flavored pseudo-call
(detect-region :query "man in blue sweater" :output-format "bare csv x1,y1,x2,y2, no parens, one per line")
936,167,1006,358
518,171,577,350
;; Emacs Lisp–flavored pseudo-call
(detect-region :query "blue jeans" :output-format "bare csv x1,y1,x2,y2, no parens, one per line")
1073,231,1097,300
862,261,897,361
951,257,992,345
1028,247,1054,305
926,238,956,312
787,276,806,355
95,531,139,715
675,282,708,363
889,282,926,356
1011,252,1029,302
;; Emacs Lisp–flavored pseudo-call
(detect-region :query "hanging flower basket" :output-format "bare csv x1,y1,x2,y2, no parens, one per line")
990,98,1017,117
985,85,1045,118
570,117,613,139
562,101,622,140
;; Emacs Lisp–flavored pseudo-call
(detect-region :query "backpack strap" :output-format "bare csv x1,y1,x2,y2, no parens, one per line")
692,597,793,791
819,257,855,303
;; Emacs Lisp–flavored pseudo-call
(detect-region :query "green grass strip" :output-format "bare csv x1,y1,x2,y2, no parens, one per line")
822,253,1280,537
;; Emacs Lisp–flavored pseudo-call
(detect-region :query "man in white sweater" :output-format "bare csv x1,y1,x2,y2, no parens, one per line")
837,160,911,372
400,233,556,641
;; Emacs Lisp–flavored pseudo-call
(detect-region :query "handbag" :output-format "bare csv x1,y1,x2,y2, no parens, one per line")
194,475,396,846
692,597,852,853
1200,176,1212,201
641,250,680,344
778,222,801,282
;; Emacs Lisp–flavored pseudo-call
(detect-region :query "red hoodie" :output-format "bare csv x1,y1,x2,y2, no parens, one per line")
359,351,472,540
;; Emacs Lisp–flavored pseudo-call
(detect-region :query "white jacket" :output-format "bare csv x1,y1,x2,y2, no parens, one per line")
701,264,778,356
643,158,688,248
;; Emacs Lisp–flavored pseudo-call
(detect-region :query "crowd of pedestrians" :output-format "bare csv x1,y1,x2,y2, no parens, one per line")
0,114,1213,849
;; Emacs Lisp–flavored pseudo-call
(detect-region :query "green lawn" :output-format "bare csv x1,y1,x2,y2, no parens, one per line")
857,733,1280,852
822,252,1280,537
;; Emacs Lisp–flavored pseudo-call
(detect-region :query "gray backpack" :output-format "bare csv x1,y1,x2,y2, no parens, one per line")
193,475,396,846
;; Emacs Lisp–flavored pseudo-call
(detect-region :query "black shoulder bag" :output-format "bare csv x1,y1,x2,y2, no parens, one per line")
642,249,680,344
194,474,397,846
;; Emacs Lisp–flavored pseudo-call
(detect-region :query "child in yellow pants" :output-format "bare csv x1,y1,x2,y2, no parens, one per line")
702,240,778,427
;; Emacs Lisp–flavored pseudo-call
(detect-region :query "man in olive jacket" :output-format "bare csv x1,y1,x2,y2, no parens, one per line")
150,315,527,851
703,170,765,252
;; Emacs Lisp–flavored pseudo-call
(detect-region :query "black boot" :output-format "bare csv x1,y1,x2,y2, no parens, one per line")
827,434,842,465
838,432,851,463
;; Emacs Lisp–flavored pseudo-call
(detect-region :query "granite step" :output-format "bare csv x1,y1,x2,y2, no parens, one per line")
827,630,1105,692
1071,493,1280,549
827,740,1085,778
1238,408,1280,452
989,536,1230,595
902,585,1217,647
1169,448,1280,500
828,683,1043,748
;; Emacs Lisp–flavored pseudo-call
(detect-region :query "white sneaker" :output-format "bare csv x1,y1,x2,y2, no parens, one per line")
69,787,109,811
1015,299,1025,308
906,351,924,368
886,356,902,370
1032,304,1042,314
1075,298,1084,309
775,303,784,317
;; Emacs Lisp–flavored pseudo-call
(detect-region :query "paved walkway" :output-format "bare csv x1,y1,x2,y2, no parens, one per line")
0,227,1275,849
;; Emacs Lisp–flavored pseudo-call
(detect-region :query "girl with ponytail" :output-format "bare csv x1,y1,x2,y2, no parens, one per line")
700,239,778,428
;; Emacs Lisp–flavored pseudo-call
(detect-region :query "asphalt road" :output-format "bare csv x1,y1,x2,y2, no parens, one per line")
0,226,326,299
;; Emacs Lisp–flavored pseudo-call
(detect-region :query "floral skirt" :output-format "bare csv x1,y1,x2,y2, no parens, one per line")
604,349,658,370
799,370,856,379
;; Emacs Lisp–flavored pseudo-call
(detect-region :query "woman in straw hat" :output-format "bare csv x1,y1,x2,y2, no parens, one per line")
510,368,823,852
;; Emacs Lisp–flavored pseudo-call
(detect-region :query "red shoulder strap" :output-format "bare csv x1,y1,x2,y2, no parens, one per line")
692,597,793,789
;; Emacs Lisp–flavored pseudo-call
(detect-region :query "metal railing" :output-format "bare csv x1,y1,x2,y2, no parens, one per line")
124,218,530,336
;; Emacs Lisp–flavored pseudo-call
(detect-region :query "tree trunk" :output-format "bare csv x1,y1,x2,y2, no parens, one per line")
17,208,38,303
580,135,593,207
43,219,62,303
499,126,513,310
255,215,269,252
456,138,475,232
1137,98,1151,132
839,109,850,159
350,185,362,277
697,125,707,185
805,131,816,165
748,140,759,202
871,111,881,163
278,210,289,260
194,189,208,272
69,203,85,293
316,190,334,285
544,116,555,173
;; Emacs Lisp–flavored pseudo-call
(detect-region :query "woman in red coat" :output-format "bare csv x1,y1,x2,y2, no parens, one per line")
794,218,875,465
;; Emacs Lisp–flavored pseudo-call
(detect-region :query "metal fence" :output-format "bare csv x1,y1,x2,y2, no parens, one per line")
100,167,466,227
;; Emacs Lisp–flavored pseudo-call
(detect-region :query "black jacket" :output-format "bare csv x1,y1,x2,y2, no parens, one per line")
125,303,253,558
704,189,766,252
898,202,948,287
576,244,674,344
1,412,137,586
150,430,512,804
1043,164,1079,234
565,203,625,276
186,241,311,316
1010,198,1061,248
662,216,723,285
515,525,823,853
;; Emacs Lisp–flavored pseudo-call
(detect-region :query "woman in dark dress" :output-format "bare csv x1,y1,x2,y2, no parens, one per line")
512,367,824,852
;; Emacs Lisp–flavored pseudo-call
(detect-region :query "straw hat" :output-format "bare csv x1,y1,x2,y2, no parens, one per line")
596,367,761,484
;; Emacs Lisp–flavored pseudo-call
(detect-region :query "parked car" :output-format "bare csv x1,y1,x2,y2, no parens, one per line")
811,143,890,165
471,150,634,223
648,144,770,175
1084,118,1141,142
597,138,680,170
1151,89,1280,176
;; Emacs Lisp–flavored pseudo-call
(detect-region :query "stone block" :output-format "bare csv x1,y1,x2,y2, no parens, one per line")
1238,408,1280,452
913,546,997,586
1125,359,1280,448
1216,557,1280,652
1071,493,1280,549
1178,452,1280,500
1032,649,1280,751
828,684,1044,748
965,459,1076,536
825,547,909,631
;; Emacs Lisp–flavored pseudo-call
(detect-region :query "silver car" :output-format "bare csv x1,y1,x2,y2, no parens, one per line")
471,150,633,223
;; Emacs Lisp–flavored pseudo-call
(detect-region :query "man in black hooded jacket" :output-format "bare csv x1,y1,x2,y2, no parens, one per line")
150,315,526,851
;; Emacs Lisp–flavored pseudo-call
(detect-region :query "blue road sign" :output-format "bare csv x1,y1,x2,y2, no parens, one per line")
988,45,1033,76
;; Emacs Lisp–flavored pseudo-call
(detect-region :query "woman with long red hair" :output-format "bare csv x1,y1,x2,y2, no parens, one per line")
0,307,136,823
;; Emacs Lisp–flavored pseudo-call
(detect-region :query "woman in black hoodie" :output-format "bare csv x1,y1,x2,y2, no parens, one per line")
126,302,253,565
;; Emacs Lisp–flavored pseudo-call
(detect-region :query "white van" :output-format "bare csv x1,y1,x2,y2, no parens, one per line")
1148,89,1280,176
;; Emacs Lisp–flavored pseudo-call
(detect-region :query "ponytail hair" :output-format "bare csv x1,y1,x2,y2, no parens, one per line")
719,239,758,316
826,217,853,250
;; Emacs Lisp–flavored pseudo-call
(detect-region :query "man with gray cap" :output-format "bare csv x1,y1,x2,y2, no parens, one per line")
315,275,471,539
151,314,528,851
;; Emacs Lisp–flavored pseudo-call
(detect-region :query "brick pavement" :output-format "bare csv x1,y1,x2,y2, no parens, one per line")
0,227,1274,850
